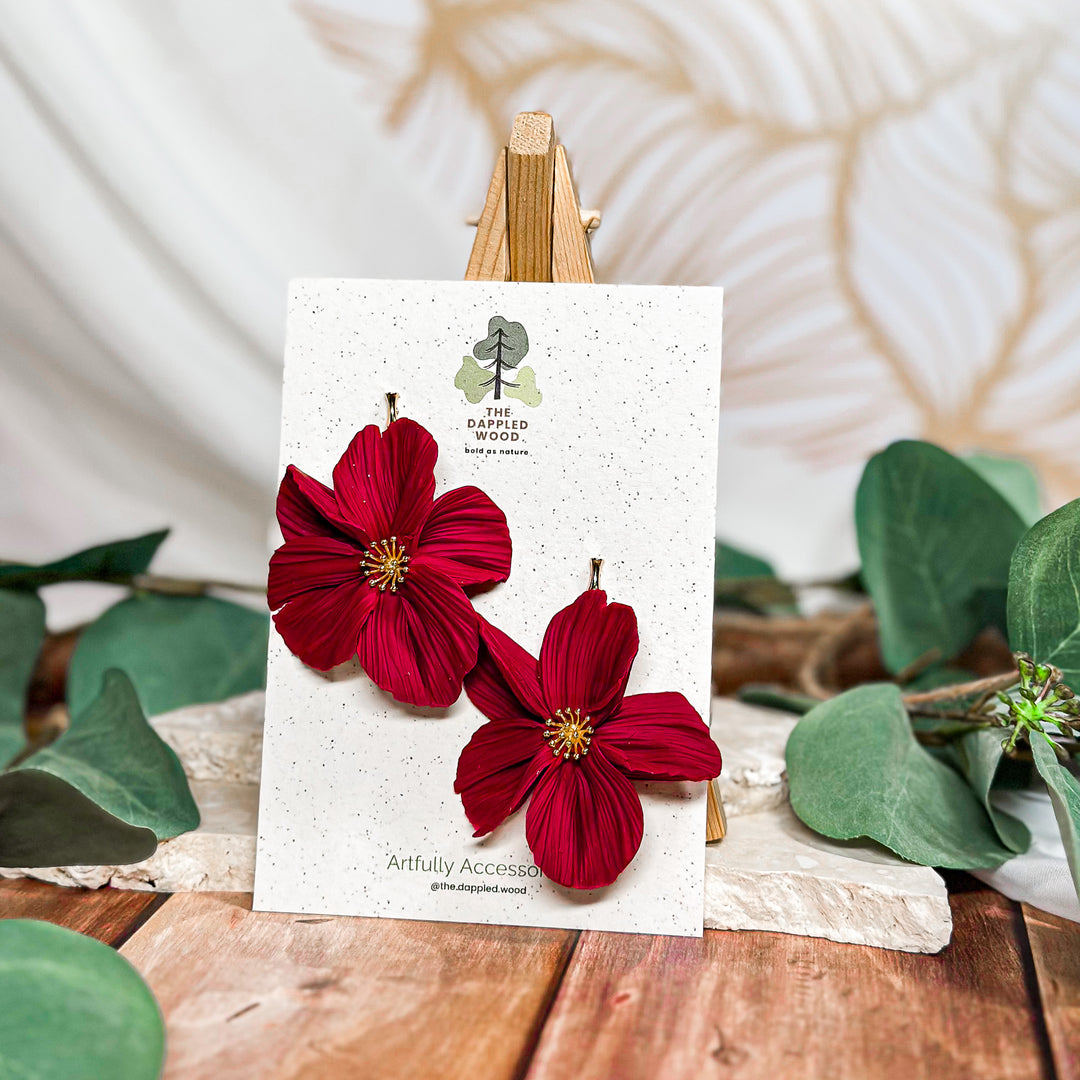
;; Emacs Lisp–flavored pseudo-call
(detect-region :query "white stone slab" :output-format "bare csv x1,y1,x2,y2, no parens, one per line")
712,697,796,817
1,693,953,951
151,691,264,784
705,801,951,952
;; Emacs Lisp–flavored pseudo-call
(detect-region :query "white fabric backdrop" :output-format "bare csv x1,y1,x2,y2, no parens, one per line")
5,0,1080,601
0,0,462,618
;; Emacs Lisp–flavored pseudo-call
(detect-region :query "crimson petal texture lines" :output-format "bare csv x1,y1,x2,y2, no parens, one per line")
268,418,512,707
455,590,722,889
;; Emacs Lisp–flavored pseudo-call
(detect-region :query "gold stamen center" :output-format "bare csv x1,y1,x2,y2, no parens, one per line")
543,708,594,762
362,536,409,593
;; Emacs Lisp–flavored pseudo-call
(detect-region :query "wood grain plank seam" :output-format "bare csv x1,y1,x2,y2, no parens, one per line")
509,929,581,1080
107,891,173,950
1013,902,1060,1080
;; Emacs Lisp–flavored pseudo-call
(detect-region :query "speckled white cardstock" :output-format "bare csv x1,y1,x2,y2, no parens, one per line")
253,280,722,936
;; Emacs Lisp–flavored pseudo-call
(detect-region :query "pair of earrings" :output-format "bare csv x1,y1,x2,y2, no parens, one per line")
268,399,721,890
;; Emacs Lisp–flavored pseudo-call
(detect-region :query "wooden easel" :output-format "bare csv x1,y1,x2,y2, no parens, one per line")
465,112,727,843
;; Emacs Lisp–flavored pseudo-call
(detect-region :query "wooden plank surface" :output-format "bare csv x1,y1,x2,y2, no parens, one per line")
1024,903,1080,1080
5,877,1073,1079
525,889,1052,1080
120,892,576,1080
0,878,167,946
506,112,555,282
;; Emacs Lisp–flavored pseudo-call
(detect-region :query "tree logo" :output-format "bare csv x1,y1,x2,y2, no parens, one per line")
455,316,542,407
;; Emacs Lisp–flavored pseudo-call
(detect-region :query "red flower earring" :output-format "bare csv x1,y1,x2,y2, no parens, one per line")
268,394,512,708
454,561,722,890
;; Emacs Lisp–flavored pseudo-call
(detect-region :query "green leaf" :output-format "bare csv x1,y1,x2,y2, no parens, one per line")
0,769,157,867
715,542,775,580
473,316,529,369
0,669,196,866
0,530,168,589
503,365,542,407
22,669,198,841
0,919,164,1080
736,685,819,714
966,453,1042,526
0,589,46,765
856,441,1026,673
1029,735,1080,906
1007,498,1080,686
786,684,1016,868
68,593,268,718
714,541,797,612
950,728,1030,853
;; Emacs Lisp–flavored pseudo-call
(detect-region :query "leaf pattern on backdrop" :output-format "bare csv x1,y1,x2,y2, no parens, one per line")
298,0,1080,502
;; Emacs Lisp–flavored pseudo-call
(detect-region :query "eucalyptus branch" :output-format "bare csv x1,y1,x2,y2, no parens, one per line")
128,574,266,597
0,559,267,597
713,611,855,637
906,707,1000,723
901,670,1019,707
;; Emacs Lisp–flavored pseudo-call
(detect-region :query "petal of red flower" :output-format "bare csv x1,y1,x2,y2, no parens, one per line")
525,747,644,890
416,486,512,587
355,560,478,707
454,719,551,836
596,692,723,781
332,419,437,542
267,536,366,610
467,619,549,720
539,590,638,721
277,465,368,544
272,578,377,671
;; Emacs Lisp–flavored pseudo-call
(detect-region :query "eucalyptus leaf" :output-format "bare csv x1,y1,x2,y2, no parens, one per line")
0,920,165,1080
68,592,268,718
856,441,1026,673
950,728,1030,853
966,453,1042,526
1007,498,1080,685
0,669,196,866
23,669,198,841
786,684,1015,868
716,542,774,580
0,769,157,867
1029,735,1080,905
0,589,46,765
714,541,797,612
736,685,819,714
0,530,167,589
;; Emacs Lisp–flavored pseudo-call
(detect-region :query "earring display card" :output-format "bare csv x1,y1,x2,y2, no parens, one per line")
255,280,722,936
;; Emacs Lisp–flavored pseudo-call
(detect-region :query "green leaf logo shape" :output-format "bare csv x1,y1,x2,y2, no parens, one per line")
456,315,542,407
